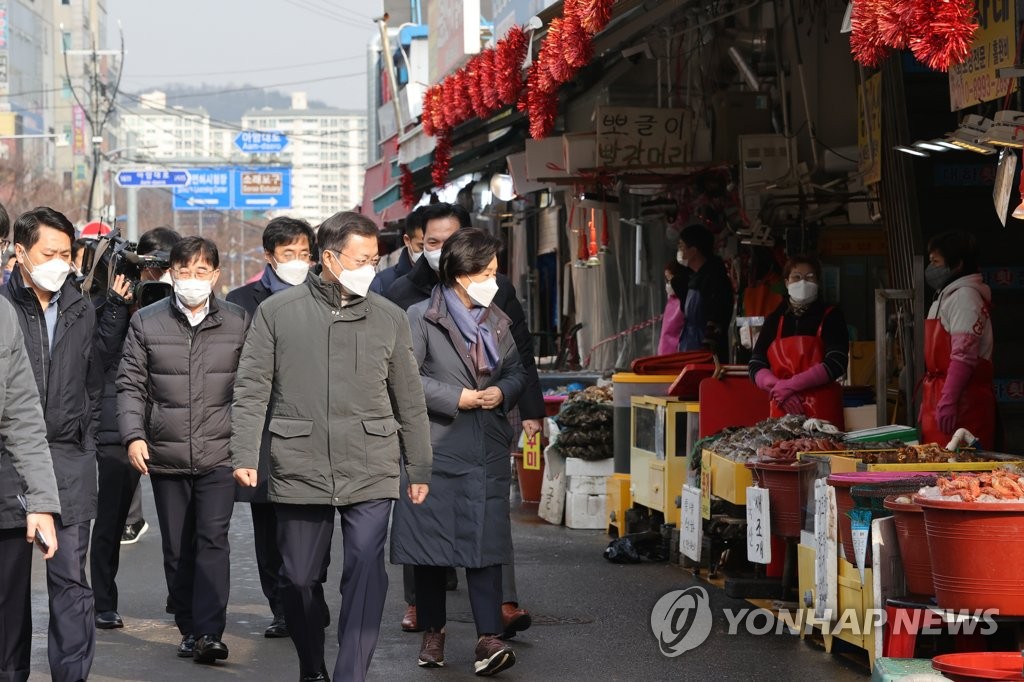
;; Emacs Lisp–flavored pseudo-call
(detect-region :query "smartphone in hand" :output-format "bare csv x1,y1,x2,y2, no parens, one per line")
16,495,52,553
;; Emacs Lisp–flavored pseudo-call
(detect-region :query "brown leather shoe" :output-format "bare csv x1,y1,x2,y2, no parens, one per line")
401,605,422,632
473,635,515,675
417,629,446,668
499,603,531,640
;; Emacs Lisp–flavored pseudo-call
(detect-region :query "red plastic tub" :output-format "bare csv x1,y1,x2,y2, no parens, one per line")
932,652,1024,681
915,495,1024,615
883,496,934,596
747,460,816,538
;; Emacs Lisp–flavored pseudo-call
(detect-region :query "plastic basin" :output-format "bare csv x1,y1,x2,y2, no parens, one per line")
747,460,816,538
932,652,1024,681
915,495,1024,614
883,496,934,596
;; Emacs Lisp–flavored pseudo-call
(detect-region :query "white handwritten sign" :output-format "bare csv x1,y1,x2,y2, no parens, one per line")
681,484,703,562
596,107,693,169
813,479,838,622
746,487,772,564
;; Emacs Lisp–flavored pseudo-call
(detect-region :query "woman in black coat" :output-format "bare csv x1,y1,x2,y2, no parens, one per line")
391,229,526,676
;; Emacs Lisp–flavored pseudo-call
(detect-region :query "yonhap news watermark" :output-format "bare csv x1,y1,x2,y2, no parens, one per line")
650,587,999,656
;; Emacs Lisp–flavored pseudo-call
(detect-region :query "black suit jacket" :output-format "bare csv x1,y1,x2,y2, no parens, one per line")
225,279,272,319
385,257,545,420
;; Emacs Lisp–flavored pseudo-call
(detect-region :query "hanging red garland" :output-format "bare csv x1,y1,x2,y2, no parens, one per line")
577,0,615,35
562,12,594,70
875,0,916,49
541,18,572,83
399,164,417,209
466,56,492,119
495,26,529,105
849,0,890,68
432,132,452,188
452,69,475,125
479,49,501,111
907,0,977,71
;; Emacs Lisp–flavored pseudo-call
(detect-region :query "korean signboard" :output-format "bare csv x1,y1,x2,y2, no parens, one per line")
428,0,481,83
949,0,1016,111
596,107,693,169
857,72,881,185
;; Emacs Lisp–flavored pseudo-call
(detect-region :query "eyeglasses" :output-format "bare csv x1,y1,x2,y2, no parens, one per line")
172,266,216,279
332,250,379,268
787,272,818,283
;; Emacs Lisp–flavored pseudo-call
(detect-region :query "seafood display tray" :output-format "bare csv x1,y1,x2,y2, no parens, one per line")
797,449,1024,473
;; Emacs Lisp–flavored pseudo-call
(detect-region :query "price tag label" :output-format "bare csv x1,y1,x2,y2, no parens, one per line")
681,484,702,562
523,434,542,470
746,487,771,564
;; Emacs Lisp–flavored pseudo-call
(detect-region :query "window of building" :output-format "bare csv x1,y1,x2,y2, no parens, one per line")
62,32,72,50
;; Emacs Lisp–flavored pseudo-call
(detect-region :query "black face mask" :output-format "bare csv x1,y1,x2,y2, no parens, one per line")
925,263,951,290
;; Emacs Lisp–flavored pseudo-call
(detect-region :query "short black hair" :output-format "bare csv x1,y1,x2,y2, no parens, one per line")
927,230,978,274
138,227,182,256
404,207,425,239
317,211,378,253
72,238,91,261
263,216,315,253
170,236,219,270
13,207,75,249
678,224,714,258
439,228,501,287
420,202,472,230
0,202,9,240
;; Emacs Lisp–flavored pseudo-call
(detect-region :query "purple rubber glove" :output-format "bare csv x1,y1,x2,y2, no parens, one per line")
936,359,973,435
754,369,780,393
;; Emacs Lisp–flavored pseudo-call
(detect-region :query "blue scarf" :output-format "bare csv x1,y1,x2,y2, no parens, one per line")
442,286,500,375
260,264,292,294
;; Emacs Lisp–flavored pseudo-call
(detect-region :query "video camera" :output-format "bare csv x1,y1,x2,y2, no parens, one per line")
80,230,173,308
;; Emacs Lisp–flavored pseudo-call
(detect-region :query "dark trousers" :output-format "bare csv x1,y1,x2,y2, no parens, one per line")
90,444,141,613
150,467,234,637
414,564,503,636
126,483,143,526
251,502,331,621
403,549,519,605
0,527,33,682
47,519,95,682
276,499,391,682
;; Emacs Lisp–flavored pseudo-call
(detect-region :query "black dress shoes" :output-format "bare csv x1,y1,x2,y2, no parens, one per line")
95,611,124,629
300,663,330,682
177,634,196,658
193,634,229,664
264,616,289,638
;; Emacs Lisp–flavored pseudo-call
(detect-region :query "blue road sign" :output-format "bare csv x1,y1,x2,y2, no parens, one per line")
172,168,232,211
116,169,190,188
235,130,289,154
233,166,292,209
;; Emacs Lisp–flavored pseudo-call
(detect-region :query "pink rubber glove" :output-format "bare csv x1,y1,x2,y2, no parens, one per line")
936,359,973,434
779,364,830,395
754,369,779,392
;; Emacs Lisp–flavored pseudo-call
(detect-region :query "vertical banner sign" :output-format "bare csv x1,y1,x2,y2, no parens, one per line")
949,0,1016,111
523,433,542,470
428,0,481,84
813,480,838,622
680,484,703,562
746,486,772,564
72,106,86,155
857,72,882,185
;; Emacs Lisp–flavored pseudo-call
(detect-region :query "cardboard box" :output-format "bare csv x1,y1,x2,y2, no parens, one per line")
565,457,614,477
567,474,607,495
525,138,567,181
506,152,547,196
843,405,878,431
563,132,596,174
565,490,607,529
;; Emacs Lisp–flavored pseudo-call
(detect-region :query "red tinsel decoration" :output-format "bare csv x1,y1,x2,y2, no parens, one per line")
428,87,446,135
578,0,615,35
495,26,529,105
432,132,452,188
875,0,917,49
421,86,437,137
849,0,890,68
907,0,977,71
528,87,559,140
466,56,492,119
562,12,594,69
479,49,501,111
541,18,572,83
450,69,474,125
399,164,417,209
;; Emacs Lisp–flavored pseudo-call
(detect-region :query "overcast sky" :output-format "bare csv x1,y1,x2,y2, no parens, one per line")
106,0,375,111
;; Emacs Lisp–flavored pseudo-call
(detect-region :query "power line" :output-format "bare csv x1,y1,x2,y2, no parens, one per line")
283,0,373,30
120,54,366,79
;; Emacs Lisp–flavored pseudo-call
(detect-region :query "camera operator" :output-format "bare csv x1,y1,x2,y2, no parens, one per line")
90,226,181,630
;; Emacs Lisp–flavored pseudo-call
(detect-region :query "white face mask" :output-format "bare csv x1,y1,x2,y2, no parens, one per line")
174,278,213,308
787,280,819,305
273,258,310,286
677,250,688,268
409,248,424,263
327,252,375,297
22,251,71,293
665,282,674,297
423,247,443,272
461,276,499,308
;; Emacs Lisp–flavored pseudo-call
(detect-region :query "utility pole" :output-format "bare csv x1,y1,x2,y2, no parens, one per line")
63,23,125,222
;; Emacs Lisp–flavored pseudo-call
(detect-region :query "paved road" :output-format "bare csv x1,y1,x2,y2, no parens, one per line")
26,477,869,681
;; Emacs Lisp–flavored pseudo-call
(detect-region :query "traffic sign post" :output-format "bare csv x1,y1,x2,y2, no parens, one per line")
172,168,233,211
235,130,289,154
116,169,190,188
233,166,292,209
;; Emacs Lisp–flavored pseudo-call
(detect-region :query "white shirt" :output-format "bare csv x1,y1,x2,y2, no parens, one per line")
174,295,210,327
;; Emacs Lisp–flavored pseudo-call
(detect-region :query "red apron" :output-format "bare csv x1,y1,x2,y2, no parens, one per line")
767,309,845,429
919,316,995,446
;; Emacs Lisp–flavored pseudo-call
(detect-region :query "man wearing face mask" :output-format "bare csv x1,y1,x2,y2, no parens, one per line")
117,237,249,665
749,255,849,427
370,207,425,295
90,226,182,631
675,224,734,362
0,206,104,682
384,202,543,639
920,230,996,447
231,211,432,682
226,216,323,639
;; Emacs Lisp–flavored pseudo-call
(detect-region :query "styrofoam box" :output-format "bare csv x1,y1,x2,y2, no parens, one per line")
567,475,607,495
565,457,614,477
565,490,607,530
